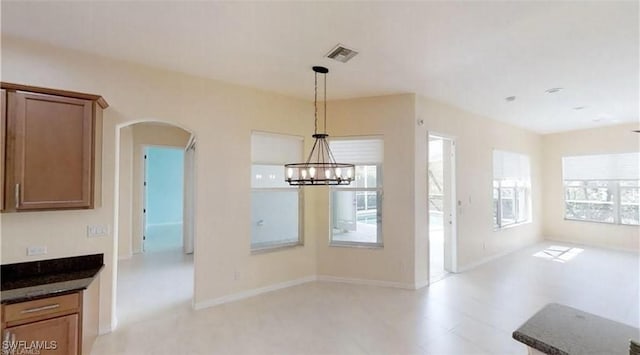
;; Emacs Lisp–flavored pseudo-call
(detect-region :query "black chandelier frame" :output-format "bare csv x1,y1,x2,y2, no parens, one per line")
285,66,354,186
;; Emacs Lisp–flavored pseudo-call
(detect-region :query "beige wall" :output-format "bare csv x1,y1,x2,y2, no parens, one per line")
129,123,191,255
4,34,631,336
0,37,317,332
315,94,544,288
415,96,544,276
315,94,418,287
541,123,640,251
117,126,134,259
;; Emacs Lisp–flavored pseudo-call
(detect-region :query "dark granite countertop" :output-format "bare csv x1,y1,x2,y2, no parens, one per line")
513,303,640,355
1,254,103,304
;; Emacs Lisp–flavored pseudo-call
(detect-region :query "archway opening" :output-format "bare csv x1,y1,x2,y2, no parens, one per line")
112,120,196,328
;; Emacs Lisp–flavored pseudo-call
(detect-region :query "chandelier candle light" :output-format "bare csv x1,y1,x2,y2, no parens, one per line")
285,66,355,186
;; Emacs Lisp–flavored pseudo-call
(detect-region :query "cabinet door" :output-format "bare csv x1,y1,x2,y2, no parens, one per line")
8,91,93,210
4,314,78,355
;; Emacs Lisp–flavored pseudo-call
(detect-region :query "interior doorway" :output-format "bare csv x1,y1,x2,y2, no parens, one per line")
114,121,195,328
428,134,457,283
143,146,185,252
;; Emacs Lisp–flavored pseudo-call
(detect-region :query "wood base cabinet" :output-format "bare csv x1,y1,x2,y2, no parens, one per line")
4,314,78,355
0,83,108,212
1,277,100,355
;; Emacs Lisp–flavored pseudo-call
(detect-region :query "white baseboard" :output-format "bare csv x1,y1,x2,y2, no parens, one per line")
118,253,132,261
316,275,415,290
193,275,316,310
100,317,116,335
414,280,429,290
192,242,543,312
457,241,538,273
543,237,640,254
193,275,420,311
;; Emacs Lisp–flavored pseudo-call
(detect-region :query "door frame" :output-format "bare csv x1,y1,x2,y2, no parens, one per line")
183,136,196,254
428,132,458,276
142,147,147,252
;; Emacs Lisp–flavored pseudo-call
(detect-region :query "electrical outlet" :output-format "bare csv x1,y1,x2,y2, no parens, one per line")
27,246,47,256
87,224,109,238
234,270,240,281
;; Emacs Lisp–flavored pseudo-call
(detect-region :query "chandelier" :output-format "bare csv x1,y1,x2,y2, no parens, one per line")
285,66,354,186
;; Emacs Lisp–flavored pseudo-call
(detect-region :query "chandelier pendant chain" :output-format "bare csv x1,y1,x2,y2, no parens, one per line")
323,73,327,134
314,71,318,136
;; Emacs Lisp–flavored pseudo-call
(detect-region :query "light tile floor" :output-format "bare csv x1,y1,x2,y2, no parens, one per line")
94,241,639,354
115,247,193,326
429,227,447,282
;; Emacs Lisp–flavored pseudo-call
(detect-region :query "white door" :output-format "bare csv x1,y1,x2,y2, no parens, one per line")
183,139,196,254
428,134,457,282
441,138,456,273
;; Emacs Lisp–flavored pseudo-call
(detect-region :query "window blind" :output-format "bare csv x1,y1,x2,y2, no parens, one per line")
493,150,531,182
329,137,384,164
562,152,640,181
251,132,303,164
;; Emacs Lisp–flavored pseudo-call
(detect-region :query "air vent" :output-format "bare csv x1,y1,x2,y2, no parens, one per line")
326,44,358,63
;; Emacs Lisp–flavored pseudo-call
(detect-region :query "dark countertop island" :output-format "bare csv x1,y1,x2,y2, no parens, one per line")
513,303,640,355
1,253,103,304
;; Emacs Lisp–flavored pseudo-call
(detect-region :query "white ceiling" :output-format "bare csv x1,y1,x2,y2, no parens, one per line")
1,1,638,133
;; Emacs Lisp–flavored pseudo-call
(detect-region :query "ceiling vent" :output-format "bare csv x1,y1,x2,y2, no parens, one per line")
326,44,358,63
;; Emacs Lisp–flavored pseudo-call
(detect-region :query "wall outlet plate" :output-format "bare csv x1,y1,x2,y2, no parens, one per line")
87,224,110,238
27,246,47,256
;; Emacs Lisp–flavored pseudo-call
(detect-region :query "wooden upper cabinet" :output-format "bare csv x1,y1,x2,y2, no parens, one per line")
1,83,108,212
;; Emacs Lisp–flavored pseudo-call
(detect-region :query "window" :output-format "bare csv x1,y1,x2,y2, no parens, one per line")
493,150,531,229
329,138,383,246
251,132,303,251
562,153,639,225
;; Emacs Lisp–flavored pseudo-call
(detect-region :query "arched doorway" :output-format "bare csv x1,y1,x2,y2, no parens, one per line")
112,120,196,328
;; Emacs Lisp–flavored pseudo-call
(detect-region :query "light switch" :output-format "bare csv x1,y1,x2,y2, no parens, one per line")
27,246,47,256
87,224,110,237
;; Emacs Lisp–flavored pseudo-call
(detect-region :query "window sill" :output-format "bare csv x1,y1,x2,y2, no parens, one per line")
329,242,384,249
251,242,303,255
494,220,532,231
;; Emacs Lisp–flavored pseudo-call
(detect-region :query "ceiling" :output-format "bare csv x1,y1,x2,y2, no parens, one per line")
1,1,638,133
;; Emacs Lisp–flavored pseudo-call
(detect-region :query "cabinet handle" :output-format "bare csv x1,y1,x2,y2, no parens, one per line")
14,183,19,209
20,303,59,314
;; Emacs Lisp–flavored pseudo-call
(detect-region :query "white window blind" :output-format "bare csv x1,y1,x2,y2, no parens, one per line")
493,150,532,229
329,138,383,165
562,153,640,181
251,131,303,164
250,132,303,251
329,137,384,246
493,150,531,183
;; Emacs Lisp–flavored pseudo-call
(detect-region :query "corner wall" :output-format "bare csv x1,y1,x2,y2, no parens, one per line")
0,36,317,332
313,94,544,289
541,123,640,251
415,96,544,281
315,94,418,288
117,126,133,259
